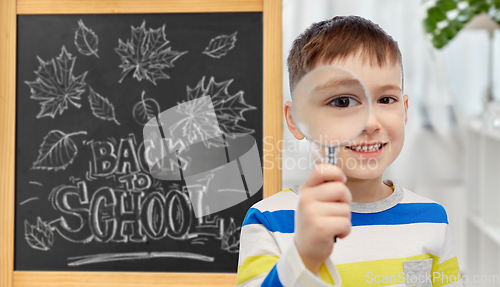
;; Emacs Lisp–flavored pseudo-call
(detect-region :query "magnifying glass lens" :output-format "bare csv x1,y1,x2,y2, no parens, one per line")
291,66,370,149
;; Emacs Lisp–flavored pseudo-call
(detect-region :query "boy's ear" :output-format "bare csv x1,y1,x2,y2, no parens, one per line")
284,101,305,140
403,94,409,125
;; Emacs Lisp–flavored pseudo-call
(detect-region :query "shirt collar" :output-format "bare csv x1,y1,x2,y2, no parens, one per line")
289,179,404,214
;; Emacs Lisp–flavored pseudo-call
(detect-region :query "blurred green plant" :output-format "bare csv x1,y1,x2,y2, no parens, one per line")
423,0,500,49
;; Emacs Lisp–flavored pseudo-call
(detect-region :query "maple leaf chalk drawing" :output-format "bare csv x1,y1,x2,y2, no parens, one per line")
186,76,256,138
24,217,54,251
115,20,188,85
158,76,256,156
25,46,88,118
74,19,99,58
169,95,223,147
202,32,237,58
132,91,161,126
88,87,120,125
32,130,87,171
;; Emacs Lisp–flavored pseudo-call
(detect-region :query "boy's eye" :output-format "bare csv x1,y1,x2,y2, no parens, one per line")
378,97,395,104
329,96,361,108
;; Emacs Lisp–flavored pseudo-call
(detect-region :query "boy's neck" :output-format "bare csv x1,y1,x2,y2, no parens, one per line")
345,176,393,203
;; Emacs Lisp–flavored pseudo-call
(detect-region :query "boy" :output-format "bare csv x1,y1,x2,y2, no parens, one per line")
236,16,462,286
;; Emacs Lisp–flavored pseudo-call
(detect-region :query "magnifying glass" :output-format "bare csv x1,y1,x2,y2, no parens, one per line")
291,65,371,242
290,65,371,165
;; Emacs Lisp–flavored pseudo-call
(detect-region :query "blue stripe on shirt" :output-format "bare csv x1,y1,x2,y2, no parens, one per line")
243,202,447,233
261,264,284,287
352,202,448,226
242,208,295,233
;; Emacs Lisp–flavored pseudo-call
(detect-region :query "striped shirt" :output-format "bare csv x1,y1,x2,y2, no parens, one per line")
237,180,462,286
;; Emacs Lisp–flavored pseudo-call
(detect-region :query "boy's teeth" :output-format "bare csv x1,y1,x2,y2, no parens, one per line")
350,143,383,152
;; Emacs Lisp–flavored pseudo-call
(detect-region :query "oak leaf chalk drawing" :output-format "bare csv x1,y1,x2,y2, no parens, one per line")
115,20,188,85
25,46,88,119
32,130,87,171
88,87,120,125
132,91,161,126
74,19,99,58
25,218,54,251
202,32,237,59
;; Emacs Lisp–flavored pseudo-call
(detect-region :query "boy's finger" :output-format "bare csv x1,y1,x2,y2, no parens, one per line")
309,182,352,203
303,163,346,187
314,202,351,218
321,217,351,239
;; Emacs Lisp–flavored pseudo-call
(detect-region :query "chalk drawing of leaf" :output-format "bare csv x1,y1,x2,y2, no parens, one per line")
25,46,87,118
185,76,256,138
32,130,87,171
88,87,120,125
172,95,222,146
24,217,54,251
74,19,99,58
132,90,160,126
25,46,88,119
202,32,237,59
115,20,188,85
221,218,241,253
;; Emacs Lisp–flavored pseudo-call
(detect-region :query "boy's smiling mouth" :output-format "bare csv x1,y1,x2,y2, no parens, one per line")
345,141,388,155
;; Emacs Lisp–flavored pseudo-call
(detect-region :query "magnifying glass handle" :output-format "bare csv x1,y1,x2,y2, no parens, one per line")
326,146,337,165
326,146,338,243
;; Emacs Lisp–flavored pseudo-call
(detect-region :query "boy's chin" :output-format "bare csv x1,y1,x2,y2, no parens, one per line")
341,165,385,180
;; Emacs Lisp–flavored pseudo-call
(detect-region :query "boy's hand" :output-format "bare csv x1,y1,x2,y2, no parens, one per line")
294,163,352,274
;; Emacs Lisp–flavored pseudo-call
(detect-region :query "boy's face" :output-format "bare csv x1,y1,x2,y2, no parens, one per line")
285,51,409,180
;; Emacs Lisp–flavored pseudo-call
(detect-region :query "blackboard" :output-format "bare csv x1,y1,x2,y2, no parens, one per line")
15,12,263,273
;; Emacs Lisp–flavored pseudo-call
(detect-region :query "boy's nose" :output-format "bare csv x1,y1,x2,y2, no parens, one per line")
362,111,381,135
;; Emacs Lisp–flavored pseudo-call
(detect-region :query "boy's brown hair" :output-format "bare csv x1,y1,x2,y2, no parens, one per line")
287,15,403,93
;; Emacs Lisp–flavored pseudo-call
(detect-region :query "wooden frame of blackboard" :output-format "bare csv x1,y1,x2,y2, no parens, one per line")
0,0,282,286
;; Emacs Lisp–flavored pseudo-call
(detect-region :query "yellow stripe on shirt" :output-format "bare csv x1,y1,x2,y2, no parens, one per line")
433,256,461,287
236,252,459,286
336,253,439,286
237,255,337,285
237,255,279,285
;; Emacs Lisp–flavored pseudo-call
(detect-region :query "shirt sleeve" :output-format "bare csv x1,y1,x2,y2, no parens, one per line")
236,207,342,287
431,211,463,287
